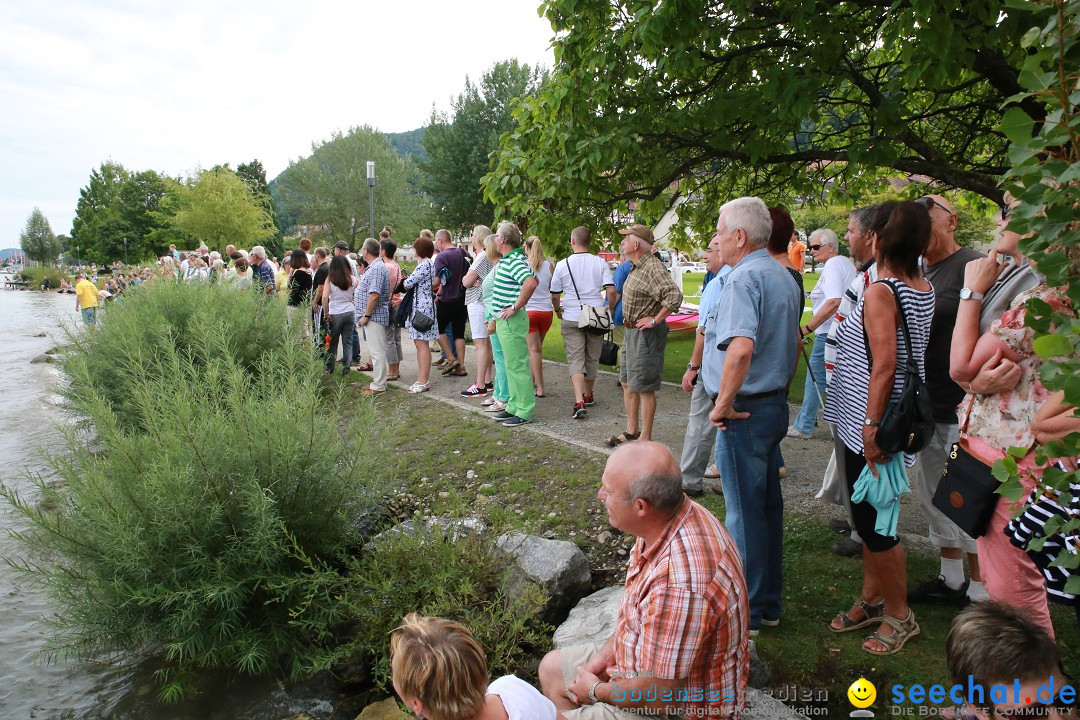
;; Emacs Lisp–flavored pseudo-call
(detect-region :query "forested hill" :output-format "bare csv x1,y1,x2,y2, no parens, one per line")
385,128,427,163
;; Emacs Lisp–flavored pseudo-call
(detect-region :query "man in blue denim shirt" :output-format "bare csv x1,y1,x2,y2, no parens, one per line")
707,197,802,635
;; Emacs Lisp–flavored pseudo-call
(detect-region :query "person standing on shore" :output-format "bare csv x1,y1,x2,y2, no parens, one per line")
74,273,99,326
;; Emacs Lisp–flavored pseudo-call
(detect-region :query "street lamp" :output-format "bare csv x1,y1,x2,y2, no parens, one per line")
76,245,80,268
366,161,375,239
123,237,128,265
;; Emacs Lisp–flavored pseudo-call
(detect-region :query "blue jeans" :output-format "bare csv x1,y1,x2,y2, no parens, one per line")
327,312,355,373
792,335,827,434
714,394,788,628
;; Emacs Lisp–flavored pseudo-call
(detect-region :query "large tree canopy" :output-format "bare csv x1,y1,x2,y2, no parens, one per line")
423,59,546,235
20,207,60,264
169,167,276,253
485,0,1046,242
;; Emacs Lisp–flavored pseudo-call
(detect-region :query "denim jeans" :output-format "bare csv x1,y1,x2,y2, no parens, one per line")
714,394,788,628
327,312,355,372
792,335,827,434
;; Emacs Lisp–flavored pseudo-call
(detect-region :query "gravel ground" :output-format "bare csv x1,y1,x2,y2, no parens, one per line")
355,334,940,557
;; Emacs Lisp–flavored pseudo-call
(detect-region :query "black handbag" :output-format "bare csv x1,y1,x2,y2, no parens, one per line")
599,332,619,366
411,310,435,332
932,441,999,537
865,279,935,455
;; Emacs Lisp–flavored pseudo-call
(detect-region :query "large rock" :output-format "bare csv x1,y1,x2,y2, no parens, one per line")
354,698,407,720
552,587,802,720
496,533,591,620
30,354,59,364
552,585,623,648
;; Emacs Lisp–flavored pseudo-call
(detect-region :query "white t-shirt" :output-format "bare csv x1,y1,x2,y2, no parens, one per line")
550,253,615,324
809,254,856,335
525,260,554,312
487,676,557,720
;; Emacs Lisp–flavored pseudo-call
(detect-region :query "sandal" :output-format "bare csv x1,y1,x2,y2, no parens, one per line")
863,610,920,656
830,599,885,634
387,375,401,381
441,360,461,376
356,363,374,372
407,382,430,394
449,366,469,376
604,431,640,447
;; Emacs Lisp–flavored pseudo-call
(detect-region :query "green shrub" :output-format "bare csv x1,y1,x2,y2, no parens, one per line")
64,280,296,431
309,519,551,690
18,265,68,289
2,289,382,700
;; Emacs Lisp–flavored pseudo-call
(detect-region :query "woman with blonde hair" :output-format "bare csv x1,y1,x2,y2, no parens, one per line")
461,224,495,398
524,236,554,397
390,613,555,720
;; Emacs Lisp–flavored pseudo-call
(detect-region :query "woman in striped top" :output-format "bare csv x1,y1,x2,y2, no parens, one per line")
823,201,935,655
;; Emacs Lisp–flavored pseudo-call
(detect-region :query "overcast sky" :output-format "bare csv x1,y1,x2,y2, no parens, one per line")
0,0,556,247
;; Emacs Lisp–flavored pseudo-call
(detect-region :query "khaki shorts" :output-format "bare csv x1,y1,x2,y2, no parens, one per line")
619,325,668,392
562,324,603,379
559,643,644,720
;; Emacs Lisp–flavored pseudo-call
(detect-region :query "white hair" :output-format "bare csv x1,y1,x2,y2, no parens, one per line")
250,245,266,259
810,228,839,248
718,197,771,247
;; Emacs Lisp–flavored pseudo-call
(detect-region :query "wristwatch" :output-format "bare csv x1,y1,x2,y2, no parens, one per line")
588,681,604,705
959,288,984,301
864,417,882,427
687,362,700,371
649,317,657,327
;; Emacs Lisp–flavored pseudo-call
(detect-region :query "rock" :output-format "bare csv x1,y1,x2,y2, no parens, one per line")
30,354,58,364
747,639,771,688
596,530,613,544
552,586,623,648
475,494,490,505
372,515,487,545
466,469,477,479
354,698,407,720
496,533,591,619
35,332,46,337
743,688,807,719
44,345,65,355
351,503,390,540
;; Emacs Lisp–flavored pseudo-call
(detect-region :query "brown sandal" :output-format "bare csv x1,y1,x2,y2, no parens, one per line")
830,599,885,634
604,431,640,447
863,610,920,655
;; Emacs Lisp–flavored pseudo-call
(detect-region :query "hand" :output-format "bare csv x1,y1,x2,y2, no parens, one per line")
969,349,1021,394
963,250,1006,295
681,369,698,392
359,316,369,327
861,427,890,477
635,317,655,330
499,306,516,320
709,400,750,429
567,667,601,706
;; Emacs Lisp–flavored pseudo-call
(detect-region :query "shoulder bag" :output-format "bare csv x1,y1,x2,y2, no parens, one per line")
931,436,1000,538
864,279,935,454
599,330,619,366
566,256,614,336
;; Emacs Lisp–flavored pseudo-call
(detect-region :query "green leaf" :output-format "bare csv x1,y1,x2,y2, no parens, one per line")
996,476,1026,501
1000,107,1035,144
1033,333,1075,359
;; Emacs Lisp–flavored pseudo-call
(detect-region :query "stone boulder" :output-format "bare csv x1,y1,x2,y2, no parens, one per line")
496,533,591,620
553,587,802,720
30,354,59,364
354,697,407,720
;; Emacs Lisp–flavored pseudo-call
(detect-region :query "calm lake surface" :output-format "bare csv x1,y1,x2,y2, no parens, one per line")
0,281,347,720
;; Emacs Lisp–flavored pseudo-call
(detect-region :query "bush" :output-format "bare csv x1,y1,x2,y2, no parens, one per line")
18,265,67,289
64,281,297,431
309,519,551,690
2,283,382,699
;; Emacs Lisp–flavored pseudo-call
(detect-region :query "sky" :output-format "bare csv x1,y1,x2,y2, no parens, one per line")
0,0,556,247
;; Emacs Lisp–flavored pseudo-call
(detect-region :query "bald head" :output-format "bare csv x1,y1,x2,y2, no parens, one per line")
610,441,684,512
571,226,591,249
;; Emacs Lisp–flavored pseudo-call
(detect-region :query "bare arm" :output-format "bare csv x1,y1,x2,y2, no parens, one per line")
682,330,706,392
498,276,539,319
1033,391,1080,448
605,285,617,308
861,284,898,475
803,298,840,336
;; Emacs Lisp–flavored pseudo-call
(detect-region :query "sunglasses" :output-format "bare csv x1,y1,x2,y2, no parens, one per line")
916,196,954,215
808,244,823,251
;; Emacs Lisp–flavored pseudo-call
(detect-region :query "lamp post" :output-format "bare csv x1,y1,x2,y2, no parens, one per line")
366,161,375,239
123,237,128,266
76,245,80,269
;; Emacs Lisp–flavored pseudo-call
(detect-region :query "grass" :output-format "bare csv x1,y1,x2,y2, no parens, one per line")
537,270,822,404
343,382,1080,716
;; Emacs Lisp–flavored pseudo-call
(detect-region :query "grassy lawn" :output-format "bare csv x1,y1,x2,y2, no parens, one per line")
539,271,822,404
351,385,1079,716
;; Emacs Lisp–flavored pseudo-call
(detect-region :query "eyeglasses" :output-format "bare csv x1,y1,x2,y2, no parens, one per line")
916,196,954,215
808,244,823,251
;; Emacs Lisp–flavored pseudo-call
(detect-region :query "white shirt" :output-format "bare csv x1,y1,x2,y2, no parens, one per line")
809,254,856,335
525,260,554,312
550,253,615,323
487,676,556,720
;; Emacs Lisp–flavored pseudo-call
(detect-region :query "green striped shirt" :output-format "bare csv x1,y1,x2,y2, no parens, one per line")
490,248,535,312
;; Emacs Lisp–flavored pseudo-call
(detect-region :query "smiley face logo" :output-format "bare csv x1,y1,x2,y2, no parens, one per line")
848,678,876,708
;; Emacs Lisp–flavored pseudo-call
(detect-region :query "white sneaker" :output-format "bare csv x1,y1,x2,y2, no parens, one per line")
786,426,812,439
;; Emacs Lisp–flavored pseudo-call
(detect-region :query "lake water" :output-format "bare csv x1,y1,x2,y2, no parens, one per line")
0,281,351,720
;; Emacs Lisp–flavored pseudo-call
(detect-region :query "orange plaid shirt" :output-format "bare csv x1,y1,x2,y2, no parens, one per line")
610,499,749,719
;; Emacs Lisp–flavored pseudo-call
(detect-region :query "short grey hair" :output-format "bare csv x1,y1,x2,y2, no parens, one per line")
362,238,380,257
250,245,266,259
435,228,453,244
810,228,839,248
718,197,771,247
496,221,522,248
628,469,684,512
850,206,875,236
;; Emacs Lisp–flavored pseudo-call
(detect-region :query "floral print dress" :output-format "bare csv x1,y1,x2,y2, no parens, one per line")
404,258,438,342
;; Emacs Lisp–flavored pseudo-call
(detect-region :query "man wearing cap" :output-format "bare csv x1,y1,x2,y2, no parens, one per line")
708,197,802,635
605,224,683,447
249,246,276,294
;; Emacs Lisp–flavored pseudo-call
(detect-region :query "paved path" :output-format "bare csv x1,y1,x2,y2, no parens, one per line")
350,332,936,548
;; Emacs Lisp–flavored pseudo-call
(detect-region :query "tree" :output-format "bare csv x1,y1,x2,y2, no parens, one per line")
19,207,60,264
236,160,284,255
423,60,546,235
275,126,433,249
169,168,276,253
117,170,185,261
485,0,1042,242
71,161,130,264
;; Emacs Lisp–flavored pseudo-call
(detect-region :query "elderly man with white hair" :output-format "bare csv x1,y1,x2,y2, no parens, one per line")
788,227,856,439
707,196,802,635
249,245,276,294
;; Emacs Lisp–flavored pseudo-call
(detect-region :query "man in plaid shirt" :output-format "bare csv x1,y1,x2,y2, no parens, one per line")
539,442,749,719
